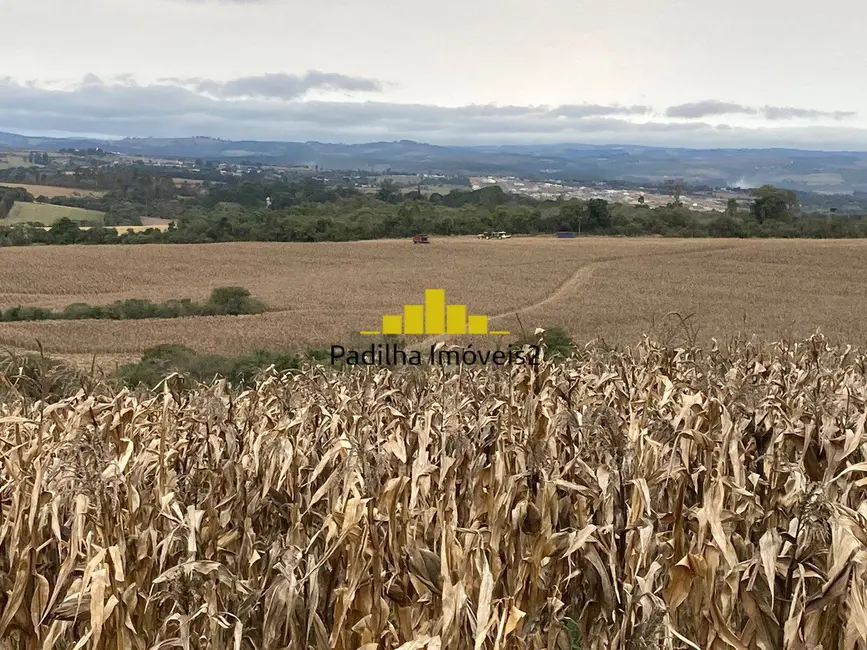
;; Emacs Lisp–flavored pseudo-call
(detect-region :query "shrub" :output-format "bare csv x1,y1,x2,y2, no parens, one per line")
116,345,300,388
207,286,266,315
516,326,575,358
61,302,101,319
1,288,266,322
0,348,89,401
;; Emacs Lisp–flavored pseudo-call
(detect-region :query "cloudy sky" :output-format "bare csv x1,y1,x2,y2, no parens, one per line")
2,0,866,149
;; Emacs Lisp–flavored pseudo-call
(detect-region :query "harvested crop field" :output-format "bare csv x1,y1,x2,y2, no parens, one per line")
140,216,172,227
0,336,865,648
0,237,866,361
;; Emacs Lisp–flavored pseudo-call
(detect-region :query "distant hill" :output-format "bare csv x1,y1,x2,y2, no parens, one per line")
3,131,867,193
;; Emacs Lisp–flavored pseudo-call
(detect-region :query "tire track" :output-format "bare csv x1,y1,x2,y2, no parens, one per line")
408,242,741,350
410,262,602,350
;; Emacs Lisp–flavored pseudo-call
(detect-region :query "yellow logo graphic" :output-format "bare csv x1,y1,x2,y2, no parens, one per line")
361,289,509,336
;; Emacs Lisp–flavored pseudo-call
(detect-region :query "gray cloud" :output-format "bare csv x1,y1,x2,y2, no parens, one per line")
666,100,856,121
158,71,386,99
555,104,652,118
763,106,857,121
1,76,866,149
666,101,759,118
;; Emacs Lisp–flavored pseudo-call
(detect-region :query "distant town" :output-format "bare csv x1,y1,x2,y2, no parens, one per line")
469,176,753,212
3,144,864,217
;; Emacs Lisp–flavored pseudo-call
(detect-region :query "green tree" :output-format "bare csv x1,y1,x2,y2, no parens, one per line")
749,185,798,223
48,217,82,244
586,199,612,230
558,203,586,232
726,198,739,216
376,180,400,203
207,286,265,315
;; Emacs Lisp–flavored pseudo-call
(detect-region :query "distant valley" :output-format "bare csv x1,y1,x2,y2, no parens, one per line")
3,130,867,195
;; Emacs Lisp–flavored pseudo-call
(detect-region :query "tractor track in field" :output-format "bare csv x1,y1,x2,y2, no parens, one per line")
409,262,602,350
409,242,740,350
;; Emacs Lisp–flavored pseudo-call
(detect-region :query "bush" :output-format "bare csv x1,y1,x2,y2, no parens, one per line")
516,326,575,358
0,349,89,401
61,302,101,319
2,306,52,321
116,345,300,388
207,286,266,315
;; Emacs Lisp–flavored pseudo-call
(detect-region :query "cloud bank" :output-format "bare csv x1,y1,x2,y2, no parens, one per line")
0,74,864,149
665,100,856,121
158,71,386,100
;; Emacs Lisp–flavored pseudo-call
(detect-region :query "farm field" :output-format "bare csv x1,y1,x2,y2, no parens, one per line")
0,152,36,169
0,182,106,198
1,336,864,648
68,218,171,232
0,237,866,363
5,201,104,225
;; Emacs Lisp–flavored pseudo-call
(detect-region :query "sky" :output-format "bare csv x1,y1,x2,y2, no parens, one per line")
2,0,866,149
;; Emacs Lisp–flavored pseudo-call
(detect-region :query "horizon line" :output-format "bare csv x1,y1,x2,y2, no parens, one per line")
2,128,867,155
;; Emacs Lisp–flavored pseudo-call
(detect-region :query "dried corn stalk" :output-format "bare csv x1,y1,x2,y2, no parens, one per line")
0,334,865,649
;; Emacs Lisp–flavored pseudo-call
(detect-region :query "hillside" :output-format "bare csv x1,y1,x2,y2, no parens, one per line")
4,131,867,193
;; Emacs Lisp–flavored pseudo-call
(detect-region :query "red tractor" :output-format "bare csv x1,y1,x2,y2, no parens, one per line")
412,234,430,244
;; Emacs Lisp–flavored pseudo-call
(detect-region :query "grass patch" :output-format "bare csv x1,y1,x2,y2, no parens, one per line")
5,202,105,225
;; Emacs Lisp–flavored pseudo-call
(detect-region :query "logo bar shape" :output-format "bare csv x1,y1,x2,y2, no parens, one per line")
361,289,509,335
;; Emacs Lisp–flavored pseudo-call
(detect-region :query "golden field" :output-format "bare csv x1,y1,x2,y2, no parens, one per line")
0,237,866,362
0,337,865,648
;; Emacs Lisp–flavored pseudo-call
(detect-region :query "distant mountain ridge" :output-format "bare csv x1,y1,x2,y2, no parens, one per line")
3,130,867,193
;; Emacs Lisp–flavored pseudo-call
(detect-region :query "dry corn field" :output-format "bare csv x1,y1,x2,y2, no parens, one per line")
0,335,867,649
0,238,866,364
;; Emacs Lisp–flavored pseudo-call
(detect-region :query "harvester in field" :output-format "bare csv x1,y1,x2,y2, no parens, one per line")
412,234,430,244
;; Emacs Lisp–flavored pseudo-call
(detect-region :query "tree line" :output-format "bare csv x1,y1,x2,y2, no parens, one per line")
3,169,867,246
0,287,265,322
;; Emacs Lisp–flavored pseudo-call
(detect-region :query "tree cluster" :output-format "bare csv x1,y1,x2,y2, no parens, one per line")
2,168,867,245
0,287,265,322
115,344,303,388
0,186,35,219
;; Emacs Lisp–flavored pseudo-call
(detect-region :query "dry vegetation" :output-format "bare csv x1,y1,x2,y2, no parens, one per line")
0,238,865,362
0,335,866,649
140,217,172,228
